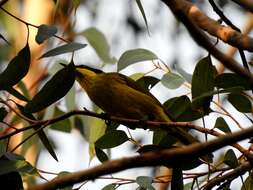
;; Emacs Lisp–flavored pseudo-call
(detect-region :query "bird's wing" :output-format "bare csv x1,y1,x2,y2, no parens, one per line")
113,73,175,120
114,73,161,103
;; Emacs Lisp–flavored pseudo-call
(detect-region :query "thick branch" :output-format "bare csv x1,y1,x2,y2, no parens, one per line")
29,126,253,190
161,0,253,84
232,0,253,13
203,162,251,190
162,0,253,51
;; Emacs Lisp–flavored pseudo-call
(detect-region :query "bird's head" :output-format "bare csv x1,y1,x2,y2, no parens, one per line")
74,65,103,90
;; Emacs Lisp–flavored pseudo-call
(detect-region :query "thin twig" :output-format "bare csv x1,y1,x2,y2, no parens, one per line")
0,7,69,43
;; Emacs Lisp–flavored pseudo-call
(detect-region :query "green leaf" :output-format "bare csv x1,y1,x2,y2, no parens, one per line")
102,184,116,190
135,0,150,34
158,133,178,148
0,107,7,121
6,87,29,102
161,72,185,89
95,147,109,163
227,93,252,113
72,0,81,8
163,96,202,121
152,130,168,145
65,86,75,111
17,81,31,100
129,73,145,81
25,62,75,113
184,182,193,190
82,27,116,64
95,130,128,149
191,56,216,114
40,42,87,58
223,149,238,168
173,62,192,83
35,24,57,44
17,104,58,161
117,48,158,71
0,153,38,175
136,176,155,190
214,117,231,133
87,117,107,160
0,44,30,89
74,116,86,137
136,76,159,91
0,172,23,190
50,108,71,133
215,73,251,90
242,175,253,190
106,121,119,131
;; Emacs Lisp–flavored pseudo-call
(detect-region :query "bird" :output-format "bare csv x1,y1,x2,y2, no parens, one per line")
74,64,213,190
74,64,199,145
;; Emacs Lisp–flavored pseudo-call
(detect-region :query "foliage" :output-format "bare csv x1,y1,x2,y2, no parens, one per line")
0,0,252,190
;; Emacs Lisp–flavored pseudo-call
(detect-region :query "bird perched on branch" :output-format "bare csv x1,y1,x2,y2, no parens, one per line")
74,65,199,145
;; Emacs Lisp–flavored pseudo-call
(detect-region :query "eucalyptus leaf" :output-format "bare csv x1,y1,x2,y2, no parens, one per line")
161,72,185,89
17,104,58,161
135,0,149,33
25,62,75,113
6,87,29,102
82,27,116,64
50,108,71,133
102,184,116,190
136,76,159,91
95,147,109,163
214,117,231,133
95,130,128,149
136,176,155,190
191,56,216,114
40,42,87,58
223,149,238,168
0,153,38,175
35,24,57,44
173,62,192,83
0,44,30,89
227,93,252,113
215,73,251,90
163,96,201,121
72,0,81,8
118,48,157,71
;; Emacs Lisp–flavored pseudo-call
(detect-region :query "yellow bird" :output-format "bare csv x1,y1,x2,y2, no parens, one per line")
75,65,199,145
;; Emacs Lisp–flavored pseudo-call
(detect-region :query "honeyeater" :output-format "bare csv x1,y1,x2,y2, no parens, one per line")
74,65,199,145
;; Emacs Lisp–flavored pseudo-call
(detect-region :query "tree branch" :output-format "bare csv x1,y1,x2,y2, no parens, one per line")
28,126,253,190
0,0,8,7
208,0,250,73
231,0,253,13
203,162,251,190
162,0,253,51
0,109,210,141
161,0,253,84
